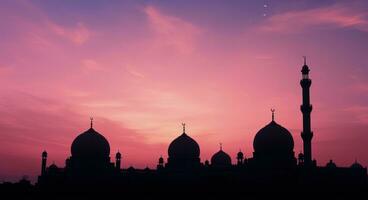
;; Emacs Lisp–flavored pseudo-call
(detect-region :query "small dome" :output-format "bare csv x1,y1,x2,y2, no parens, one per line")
211,149,232,166
48,163,59,173
168,133,200,159
71,127,110,158
253,121,294,154
237,151,244,159
127,166,135,171
49,163,58,170
116,151,121,158
351,161,363,169
159,156,164,164
326,160,337,168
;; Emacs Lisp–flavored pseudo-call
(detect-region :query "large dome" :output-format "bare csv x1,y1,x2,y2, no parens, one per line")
71,127,110,158
253,120,294,154
168,133,200,159
211,149,231,166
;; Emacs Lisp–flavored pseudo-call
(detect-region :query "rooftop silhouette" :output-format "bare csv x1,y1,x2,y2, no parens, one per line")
1,60,367,197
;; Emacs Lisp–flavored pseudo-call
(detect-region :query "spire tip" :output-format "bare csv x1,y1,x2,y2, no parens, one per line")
90,117,93,128
271,108,275,121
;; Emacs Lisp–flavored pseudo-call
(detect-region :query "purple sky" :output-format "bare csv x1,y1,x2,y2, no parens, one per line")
1,0,368,182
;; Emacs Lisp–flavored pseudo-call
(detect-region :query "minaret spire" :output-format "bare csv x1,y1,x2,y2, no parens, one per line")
300,58,313,166
303,56,306,65
41,150,47,176
182,123,186,133
90,117,93,128
271,108,275,121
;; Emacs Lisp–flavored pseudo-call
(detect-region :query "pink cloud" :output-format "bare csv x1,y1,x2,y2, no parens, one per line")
258,3,368,33
80,59,104,72
343,106,368,124
0,91,165,182
125,65,145,79
1,0,368,182
143,5,202,53
351,82,368,93
47,21,91,45
0,1,91,49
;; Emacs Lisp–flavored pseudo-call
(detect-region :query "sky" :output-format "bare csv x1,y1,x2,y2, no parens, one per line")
1,0,368,182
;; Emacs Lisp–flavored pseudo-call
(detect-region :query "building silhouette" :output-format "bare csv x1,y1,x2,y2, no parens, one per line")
14,60,368,195
301,57,313,166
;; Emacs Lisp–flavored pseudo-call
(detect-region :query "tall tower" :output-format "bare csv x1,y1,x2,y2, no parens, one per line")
115,151,121,170
300,57,313,166
41,150,47,175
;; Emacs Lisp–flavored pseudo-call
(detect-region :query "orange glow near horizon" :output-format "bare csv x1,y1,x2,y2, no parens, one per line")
1,0,368,182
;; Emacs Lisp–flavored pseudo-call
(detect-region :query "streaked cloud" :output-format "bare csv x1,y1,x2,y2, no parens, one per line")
47,21,91,45
125,65,145,79
143,5,202,53
258,3,368,33
343,106,368,124
351,82,368,93
81,59,103,71
1,0,368,181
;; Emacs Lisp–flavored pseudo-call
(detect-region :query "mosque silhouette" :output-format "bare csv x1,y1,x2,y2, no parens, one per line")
3,60,367,196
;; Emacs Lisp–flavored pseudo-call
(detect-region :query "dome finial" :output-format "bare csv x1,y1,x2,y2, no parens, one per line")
182,123,186,133
271,108,275,121
220,142,222,151
90,117,93,128
303,56,307,65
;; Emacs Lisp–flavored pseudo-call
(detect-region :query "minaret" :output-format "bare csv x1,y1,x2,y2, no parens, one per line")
157,155,164,169
237,149,244,166
41,150,47,176
300,57,313,166
115,151,121,170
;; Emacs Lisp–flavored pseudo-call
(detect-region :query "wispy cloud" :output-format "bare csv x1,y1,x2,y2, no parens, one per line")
258,3,368,33
0,0,91,48
0,91,162,182
351,82,368,93
80,59,103,71
143,5,202,53
47,21,91,45
125,65,145,79
343,106,368,124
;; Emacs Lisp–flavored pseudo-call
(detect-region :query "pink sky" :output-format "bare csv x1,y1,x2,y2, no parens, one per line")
1,0,368,182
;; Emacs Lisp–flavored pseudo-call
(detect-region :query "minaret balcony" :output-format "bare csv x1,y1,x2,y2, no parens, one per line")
300,104,312,113
301,131,314,140
300,79,311,87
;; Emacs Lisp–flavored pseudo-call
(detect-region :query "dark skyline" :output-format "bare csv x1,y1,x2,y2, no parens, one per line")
30,62,366,196
1,0,368,182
